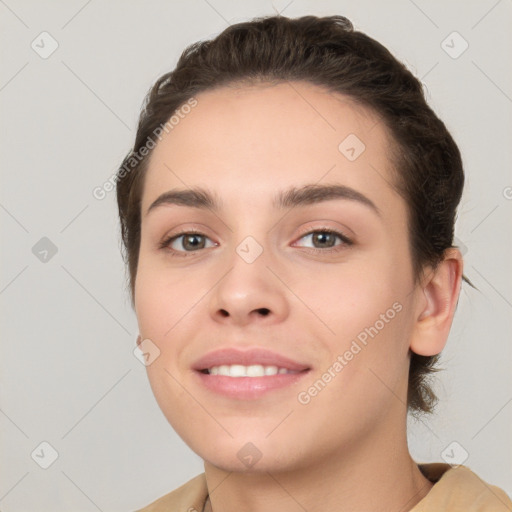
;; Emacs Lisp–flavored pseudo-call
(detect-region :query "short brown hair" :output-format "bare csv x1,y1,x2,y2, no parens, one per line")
116,14,471,414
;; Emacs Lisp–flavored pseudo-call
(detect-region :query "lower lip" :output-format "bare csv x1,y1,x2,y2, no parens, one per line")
194,370,310,400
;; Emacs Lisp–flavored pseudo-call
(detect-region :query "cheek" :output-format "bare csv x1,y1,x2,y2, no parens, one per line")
294,257,410,394
134,257,198,338
293,256,404,339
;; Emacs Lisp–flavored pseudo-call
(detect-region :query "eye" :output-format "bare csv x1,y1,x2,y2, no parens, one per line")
294,228,353,253
159,227,353,257
159,230,216,255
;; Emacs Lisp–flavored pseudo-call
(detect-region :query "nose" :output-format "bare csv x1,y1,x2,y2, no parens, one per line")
208,243,290,327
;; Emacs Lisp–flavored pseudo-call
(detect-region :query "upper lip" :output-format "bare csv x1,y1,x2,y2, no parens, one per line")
192,348,310,372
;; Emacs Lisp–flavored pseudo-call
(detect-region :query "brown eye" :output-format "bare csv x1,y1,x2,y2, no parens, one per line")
310,232,337,248
180,234,207,251
160,232,216,254
295,229,353,251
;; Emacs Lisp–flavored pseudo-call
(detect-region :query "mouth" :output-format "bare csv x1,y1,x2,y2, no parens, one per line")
199,364,303,377
192,348,311,399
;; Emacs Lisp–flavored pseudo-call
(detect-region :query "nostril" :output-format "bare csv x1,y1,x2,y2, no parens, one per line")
258,308,270,316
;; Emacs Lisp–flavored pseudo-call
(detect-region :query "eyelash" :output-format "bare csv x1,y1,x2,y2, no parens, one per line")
159,227,353,258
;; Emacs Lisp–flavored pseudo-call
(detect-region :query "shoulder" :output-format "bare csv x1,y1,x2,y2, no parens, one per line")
134,473,208,512
413,463,512,511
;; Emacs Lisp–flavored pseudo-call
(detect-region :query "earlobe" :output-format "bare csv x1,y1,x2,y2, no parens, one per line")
410,248,464,356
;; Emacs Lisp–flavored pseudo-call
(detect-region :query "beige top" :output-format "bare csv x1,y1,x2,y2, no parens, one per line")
135,463,512,511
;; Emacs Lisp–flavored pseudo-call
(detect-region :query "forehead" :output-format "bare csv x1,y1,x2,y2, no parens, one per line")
140,81,401,217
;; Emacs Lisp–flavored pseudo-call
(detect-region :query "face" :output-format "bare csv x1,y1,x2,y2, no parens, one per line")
135,81,423,473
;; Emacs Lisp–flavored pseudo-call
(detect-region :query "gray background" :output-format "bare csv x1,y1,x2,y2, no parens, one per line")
1,0,511,510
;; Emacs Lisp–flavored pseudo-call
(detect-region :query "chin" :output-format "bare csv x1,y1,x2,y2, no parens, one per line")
202,451,294,474
191,433,308,475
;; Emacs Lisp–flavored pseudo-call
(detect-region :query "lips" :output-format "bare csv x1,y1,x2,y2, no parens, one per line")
192,347,311,373
191,347,311,399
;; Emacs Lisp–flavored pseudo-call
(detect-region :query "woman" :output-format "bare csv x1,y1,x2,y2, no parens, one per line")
116,14,512,511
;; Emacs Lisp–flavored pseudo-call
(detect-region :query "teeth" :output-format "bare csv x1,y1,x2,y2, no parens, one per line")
264,365,278,376
206,364,297,377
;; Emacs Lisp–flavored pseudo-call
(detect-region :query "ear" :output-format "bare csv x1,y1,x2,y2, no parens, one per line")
409,248,464,356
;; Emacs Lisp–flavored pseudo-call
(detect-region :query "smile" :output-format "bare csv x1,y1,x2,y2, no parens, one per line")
192,347,311,399
202,364,300,377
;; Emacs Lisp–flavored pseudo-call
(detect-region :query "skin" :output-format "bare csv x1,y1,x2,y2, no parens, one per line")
134,81,463,512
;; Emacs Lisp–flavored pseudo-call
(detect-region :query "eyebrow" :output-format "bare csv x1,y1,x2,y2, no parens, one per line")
145,183,381,217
